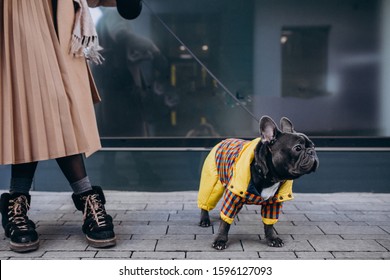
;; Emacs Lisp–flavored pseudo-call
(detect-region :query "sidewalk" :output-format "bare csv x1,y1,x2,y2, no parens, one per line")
0,190,390,260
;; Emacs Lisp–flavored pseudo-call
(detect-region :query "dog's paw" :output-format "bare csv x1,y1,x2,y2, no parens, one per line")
199,209,211,227
199,218,211,227
212,240,228,250
266,237,284,247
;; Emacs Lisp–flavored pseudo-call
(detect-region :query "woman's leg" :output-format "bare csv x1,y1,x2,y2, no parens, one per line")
56,153,116,248
55,154,92,194
10,162,38,194
0,162,40,252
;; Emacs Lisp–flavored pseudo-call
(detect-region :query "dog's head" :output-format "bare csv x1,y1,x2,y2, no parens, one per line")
254,116,319,181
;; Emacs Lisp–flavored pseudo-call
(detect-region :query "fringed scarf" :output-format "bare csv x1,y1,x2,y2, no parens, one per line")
71,0,103,64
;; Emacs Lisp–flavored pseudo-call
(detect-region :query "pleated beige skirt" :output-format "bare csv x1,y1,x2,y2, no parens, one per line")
0,0,101,165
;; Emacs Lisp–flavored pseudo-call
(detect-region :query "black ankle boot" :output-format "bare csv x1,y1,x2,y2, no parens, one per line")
0,192,39,252
72,186,116,248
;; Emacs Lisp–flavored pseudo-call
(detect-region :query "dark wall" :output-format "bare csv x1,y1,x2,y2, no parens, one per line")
0,150,388,193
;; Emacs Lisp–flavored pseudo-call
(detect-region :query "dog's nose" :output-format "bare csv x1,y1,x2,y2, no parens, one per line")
307,149,315,156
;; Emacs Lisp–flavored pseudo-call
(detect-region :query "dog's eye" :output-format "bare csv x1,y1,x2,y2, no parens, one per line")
294,145,303,152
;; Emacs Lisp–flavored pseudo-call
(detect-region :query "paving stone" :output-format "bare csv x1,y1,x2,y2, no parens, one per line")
88,240,156,251
186,251,260,259
309,239,387,252
287,210,336,215
281,203,299,211
318,225,388,235
346,214,390,222
2,190,389,260
115,212,170,222
167,225,214,235
132,234,195,240
235,214,263,223
295,203,336,211
380,226,390,234
366,221,390,226
132,251,185,259
242,240,314,252
306,214,352,222
258,234,294,242
341,234,390,240
296,252,335,259
183,202,198,210
29,212,64,221
95,251,132,258
0,249,45,259
36,221,66,226
236,213,308,223
150,221,200,227
323,195,382,204
29,203,63,211
278,214,310,222
105,203,147,211
199,234,261,241
228,225,263,235
156,239,243,252
115,225,168,235
292,234,343,241
332,252,390,259
292,194,325,202
376,239,390,250
73,234,131,241
42,251,96,259
119,221,149,226
334,203,390,212
39,239,88,251
274,225,323,235
335,221,368,226
65,235,88,241
362,211,390,216
59,204,80,211
146,203,185,211
38,234,69,240
0,241,11,251
168,213,201,222
59,213,84,221
258,252,297,259
36,225,82,235
293,221,338,227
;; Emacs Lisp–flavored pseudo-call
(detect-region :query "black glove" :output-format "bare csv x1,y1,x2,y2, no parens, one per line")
116,0,142,20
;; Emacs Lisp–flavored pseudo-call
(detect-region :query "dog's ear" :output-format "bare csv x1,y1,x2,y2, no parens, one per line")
254,141,269,176
280,117,295,133
260,116,280,142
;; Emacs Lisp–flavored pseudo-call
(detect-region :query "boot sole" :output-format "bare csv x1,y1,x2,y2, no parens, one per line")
86,235,116,248
10,239,40,253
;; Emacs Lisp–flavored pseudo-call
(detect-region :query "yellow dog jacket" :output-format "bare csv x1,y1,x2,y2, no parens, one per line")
198,138,294,225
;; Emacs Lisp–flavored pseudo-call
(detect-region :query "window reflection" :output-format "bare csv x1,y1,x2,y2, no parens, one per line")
91,0,386,138
281,26,331,99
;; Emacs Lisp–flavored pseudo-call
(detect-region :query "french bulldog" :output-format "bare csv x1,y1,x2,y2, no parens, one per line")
197,116,319,250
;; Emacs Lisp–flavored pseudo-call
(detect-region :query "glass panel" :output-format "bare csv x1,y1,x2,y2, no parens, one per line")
281,26,331,99
90,0,386,138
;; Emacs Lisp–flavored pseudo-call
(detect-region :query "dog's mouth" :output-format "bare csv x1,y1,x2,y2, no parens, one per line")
291,153,319,177
300,155,319,173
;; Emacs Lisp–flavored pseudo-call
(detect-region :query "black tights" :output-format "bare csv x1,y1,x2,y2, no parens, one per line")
55,154,87,184
11,154,87,187
11,161,38,180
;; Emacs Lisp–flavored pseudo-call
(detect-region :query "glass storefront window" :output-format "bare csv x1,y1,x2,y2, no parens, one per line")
90,0,387,138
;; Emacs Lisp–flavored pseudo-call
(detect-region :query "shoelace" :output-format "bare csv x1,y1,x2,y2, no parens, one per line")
83,194,108,228
8,196,30,231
